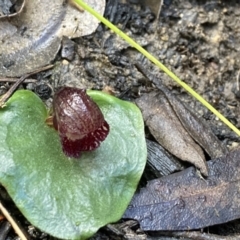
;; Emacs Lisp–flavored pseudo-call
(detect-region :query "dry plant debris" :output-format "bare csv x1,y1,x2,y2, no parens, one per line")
0,0,105,77
124,149,240,231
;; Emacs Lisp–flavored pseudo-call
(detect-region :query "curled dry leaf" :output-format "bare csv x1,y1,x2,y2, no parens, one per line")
154,83,228,160
124,149,240,231
53,87,110,158
136,91,209,176
136,63,228,160
0,0,105,77
135,64,228,176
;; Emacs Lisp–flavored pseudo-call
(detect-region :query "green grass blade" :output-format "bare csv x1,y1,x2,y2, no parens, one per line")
73,0,240,137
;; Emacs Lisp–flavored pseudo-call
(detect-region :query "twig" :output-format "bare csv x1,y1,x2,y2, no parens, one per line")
0,78,37,83
0,64,54,108
0,201,28,240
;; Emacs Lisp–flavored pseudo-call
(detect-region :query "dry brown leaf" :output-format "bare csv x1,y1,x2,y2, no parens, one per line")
135,63,228,160
136,91,209,176
0,0,105,77
124,149,240,231
158,85,228,159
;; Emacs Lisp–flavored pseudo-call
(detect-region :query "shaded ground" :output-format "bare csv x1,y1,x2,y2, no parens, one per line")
1,0,240,239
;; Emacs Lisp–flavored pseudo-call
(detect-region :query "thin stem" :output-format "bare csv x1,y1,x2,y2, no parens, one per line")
0,78,37,83
0,201,28,240
73,0,240,136
0,64,54,108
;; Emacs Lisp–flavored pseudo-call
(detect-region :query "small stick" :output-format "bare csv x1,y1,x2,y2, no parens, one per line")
0,78,37,83
0,64,54,108
0,201,28,240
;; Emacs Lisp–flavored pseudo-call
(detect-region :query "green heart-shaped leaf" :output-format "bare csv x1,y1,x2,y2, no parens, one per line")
0,90,147,239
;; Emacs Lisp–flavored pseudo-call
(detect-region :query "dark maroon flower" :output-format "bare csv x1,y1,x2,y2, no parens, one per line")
53,87,110,158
